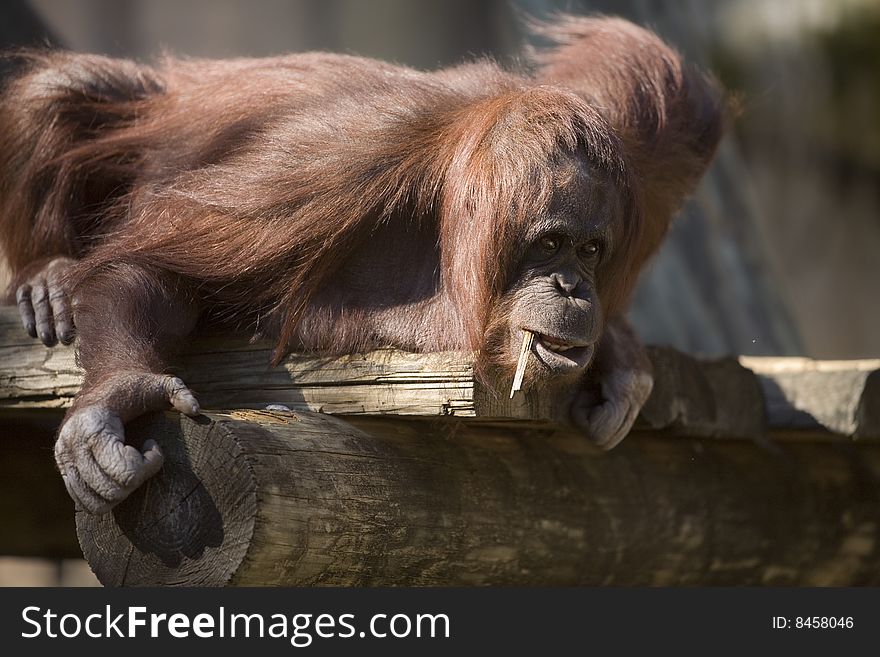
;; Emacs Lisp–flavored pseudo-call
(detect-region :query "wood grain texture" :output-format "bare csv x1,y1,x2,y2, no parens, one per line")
2,306,878,438
77,410,880,586
0,307,477,417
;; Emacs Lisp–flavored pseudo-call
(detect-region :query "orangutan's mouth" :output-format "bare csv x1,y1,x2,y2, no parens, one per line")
528,332,595,370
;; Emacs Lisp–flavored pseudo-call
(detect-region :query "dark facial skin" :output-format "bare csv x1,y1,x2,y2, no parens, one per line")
501,156,619,384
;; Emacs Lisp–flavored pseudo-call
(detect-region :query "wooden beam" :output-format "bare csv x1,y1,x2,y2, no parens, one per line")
0,307,477,417
741,356,880,437
78,409,880,586
2,306,878,438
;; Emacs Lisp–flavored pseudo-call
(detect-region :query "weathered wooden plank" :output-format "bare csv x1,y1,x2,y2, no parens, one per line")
0,305,478,416
2,306,879,438
77,410,880,586
741,356,880,437
640,347,765,438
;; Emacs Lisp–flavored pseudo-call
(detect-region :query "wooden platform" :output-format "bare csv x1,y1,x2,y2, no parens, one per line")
1,306,879,585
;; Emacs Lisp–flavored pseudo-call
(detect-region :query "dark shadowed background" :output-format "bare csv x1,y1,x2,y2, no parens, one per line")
1,0,878,587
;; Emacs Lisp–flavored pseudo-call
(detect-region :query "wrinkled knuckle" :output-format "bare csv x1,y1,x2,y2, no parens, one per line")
620,370,653,403
87,406,118,434
162,375,182,395
54,442,74,468
56,424,77,450
31,284,49,303
115,463,142,489
15,285,32,302
49,256,74,269
54,439,69,457
92,479,123,501
105,483,131,502
591,426,619,450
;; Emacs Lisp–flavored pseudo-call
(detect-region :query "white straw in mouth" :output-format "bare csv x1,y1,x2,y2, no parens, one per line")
510,330,534,398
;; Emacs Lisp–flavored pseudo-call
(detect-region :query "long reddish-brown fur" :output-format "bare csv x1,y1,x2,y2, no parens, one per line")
0,15,721,378
530,15,724,266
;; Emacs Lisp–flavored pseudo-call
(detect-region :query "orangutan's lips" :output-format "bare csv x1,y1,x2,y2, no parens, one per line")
533,333,594,369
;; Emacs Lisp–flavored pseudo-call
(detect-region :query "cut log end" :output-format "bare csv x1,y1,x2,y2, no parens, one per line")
77,412,259,586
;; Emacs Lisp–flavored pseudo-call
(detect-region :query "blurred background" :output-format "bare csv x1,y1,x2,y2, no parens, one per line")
0,0,878,584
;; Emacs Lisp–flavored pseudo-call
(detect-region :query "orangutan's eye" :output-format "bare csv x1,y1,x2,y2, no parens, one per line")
538,234,562,255
578,240,601,259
